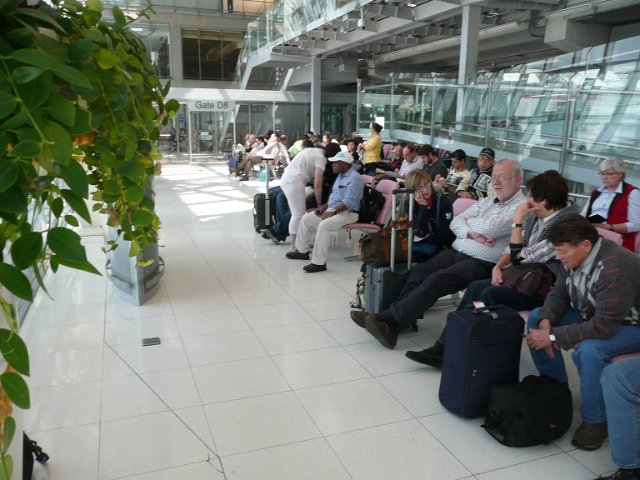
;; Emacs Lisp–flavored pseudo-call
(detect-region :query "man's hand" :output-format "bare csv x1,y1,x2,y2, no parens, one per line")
526,319,559,358
435,174,447,186
469,231,495,247
490,266,503,286
514,201,534,224
320,210,335,220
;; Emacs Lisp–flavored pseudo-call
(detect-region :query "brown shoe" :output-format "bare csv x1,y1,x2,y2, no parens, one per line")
350,310,370,328
364,315,397,349
572,421,608,451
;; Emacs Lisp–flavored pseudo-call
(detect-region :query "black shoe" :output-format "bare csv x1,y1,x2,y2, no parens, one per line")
264,229,282,245
405,342,445,368
596,469,640,480
572,421,608,451
261,230,271,240
303,263,326,273
350,310,370,328
285,250,310,260
364,315,397,349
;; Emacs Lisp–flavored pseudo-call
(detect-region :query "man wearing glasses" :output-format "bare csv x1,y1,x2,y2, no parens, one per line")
351,158,525,349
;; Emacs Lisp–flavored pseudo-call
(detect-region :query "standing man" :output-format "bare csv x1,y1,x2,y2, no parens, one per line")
352,158,525,349
526,215,640,452
457,147,495,200
286,151,364,273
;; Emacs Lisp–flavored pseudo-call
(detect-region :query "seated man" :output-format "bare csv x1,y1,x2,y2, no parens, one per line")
351,158,526,349
457,147,495,200
599,357,640,480
285,151,364,273
526,215,640,452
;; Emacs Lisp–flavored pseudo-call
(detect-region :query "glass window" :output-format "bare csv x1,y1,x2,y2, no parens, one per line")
182,29,244,81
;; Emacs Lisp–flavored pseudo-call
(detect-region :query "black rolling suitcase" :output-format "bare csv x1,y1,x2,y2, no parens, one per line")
439,304,524,418
253,164,276,232
364,188,414,312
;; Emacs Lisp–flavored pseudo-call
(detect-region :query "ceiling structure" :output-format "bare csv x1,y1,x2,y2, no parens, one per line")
243,0,640,90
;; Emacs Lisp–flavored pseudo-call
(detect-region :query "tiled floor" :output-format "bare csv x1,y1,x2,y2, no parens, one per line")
22,162,617,479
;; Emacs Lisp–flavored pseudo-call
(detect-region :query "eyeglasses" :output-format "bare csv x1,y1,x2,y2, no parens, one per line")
417,183,431,190
491,173,519,182
598,171,619,177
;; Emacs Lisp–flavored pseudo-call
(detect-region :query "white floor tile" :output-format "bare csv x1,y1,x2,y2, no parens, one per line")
228,285,294,308
174,309,250,337
161,274,223,296
253,322,338,355
140,368,203,409
22,302,106,329
112,338,190,374
173,406,218,452
299,297,353,321
327,420,470,480
29,348,104,388
192,357,290,404
296,378,412,435
105,314,181,346
280,280,349,301
27,424,100,480
476,453,597,480
117,460,226,480
419,413,562,475
239,302,315,329
101,375,169,421
222,438,351,480
568,445,616,477
204,391,321,456
169,291,237,314
22,323,105,354
26,381,102,431
377,369,447,418
218,272,274,291
272,347,370,389
182,330,267,366
320,318,377,345
99,411,212,479
343,336,425,376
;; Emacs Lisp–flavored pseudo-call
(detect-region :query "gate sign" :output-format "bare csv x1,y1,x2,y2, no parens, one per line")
189,100,235,112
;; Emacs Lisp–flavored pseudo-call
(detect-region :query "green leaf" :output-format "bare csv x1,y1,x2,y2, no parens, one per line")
7,140,40,159
123,185,144,204
58,159,89,198
70,108,92,135
49,255,100,275
47,227,88,262
64,214,79,227
10,48,59,69
50,197,63,218
0,329,30,375
43,121,72,166
95,48,118,69
47,95,76,127
61,189,91,223
131,209,153,227
0,372,30,409
112,5,126,25
3,417,16,454
14,7,66,32
12,66,43,84
0,185,27,214
166,98,180,113
0,111,28,130
51,64,92,89
15,73,50,109
0,263,33,301
10,232,42,270
103,178,120,196
0,453,13,480
0,160,19,193
86,0,104,12
0,91,17,118
68,38,95,65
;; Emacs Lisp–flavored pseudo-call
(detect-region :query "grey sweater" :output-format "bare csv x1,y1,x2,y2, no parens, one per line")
538,238,640,349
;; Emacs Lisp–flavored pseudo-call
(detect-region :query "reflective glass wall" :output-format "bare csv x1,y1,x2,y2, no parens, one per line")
182,29,244,81
357,34,640,197
130,22,171,78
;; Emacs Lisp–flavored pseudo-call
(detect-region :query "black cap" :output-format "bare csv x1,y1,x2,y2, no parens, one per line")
479,147,495,160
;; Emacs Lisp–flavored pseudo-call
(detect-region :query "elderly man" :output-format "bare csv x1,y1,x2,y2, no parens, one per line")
457,147,495,200
352,158,526,349
526,215,640,452
286,151,364,273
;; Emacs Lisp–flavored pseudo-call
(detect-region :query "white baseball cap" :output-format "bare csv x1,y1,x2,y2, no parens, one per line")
328,151,354,164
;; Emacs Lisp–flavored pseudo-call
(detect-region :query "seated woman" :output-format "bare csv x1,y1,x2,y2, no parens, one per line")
582,157,639,252
403,169,455,262
405,170,578,367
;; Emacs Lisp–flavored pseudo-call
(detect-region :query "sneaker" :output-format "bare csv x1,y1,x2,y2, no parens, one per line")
596,469,640,480
364,315,397,349
264,229,281,245
285,250,309,260
572,421,608,451
405,342,445,368
303,263,326,273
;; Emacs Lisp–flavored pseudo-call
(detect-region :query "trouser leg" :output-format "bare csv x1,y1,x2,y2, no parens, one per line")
310,211,358,265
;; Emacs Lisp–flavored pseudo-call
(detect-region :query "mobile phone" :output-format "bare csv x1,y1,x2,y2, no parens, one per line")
142,337,161,346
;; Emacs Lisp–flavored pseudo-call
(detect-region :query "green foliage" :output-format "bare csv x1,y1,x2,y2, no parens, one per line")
0,0,179,475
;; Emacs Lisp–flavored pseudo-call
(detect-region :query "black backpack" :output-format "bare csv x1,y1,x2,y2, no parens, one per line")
23,433,49,480
358,185,385,224
482,375,572,447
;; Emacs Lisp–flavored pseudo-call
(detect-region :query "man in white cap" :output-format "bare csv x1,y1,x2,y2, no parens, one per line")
286,151,364,272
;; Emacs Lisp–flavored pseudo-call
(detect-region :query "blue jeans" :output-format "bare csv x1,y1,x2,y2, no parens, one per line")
601,358,640,469
528,307,640,422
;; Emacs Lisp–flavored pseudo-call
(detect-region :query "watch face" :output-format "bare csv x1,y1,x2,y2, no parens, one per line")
549,334,556,342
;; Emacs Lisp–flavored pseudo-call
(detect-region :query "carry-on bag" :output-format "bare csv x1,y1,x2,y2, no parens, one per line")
482,375,572,447
253,162,276,232
363,188,414,313
438,304,524,418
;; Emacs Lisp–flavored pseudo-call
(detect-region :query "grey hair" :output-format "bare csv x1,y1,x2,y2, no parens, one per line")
599,157,626,179
495,158,523,177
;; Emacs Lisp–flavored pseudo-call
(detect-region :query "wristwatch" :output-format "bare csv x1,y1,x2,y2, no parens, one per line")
549,333,556,342
511,223,523,228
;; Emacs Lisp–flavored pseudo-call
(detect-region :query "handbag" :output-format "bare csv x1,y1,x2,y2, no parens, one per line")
500,263,553,298
358,219,410,266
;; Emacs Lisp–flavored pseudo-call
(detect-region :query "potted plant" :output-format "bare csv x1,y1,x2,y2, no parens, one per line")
0,0,178,476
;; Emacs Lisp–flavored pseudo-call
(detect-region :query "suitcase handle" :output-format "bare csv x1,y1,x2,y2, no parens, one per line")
390,189,413,272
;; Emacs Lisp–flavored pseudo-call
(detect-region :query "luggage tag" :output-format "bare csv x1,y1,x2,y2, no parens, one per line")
471,301,499,319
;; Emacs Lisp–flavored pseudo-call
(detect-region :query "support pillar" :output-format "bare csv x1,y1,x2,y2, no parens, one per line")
456,5,481,130
310,57,321,133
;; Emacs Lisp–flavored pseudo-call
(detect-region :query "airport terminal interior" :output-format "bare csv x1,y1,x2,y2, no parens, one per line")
13,0,640,479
